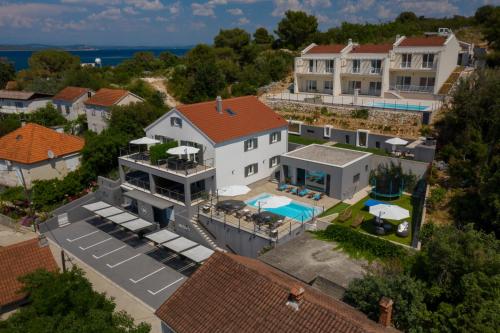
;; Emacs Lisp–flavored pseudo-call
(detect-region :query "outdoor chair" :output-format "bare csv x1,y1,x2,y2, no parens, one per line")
277,183,288,191
351,214,364,229
313,193,324,201
290,187,298,195
307,191,315,198
298,188,310,197
338,207,352,223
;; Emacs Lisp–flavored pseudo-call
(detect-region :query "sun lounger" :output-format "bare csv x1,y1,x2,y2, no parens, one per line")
307,192,315,198
313,193,323,201
298,188,310,197
290,187,298,195
277,183,288,191
338,207,352,223
351,214,364,229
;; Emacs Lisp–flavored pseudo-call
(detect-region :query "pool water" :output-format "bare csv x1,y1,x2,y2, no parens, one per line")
369,102,429,111
246,193,321,223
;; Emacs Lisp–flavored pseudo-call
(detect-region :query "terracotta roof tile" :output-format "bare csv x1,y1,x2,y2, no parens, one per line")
0,239,58,307
351,44,393,53
398,36,446,47
53,86,91,102
306,44,346,54
0,123,84,164
175,96,287,144
84,88,131,107
155,252,399,333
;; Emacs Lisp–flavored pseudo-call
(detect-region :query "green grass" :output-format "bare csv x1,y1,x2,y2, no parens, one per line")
334,143,389,156
332,194,414,246
288,134,327,146
320,202,350,217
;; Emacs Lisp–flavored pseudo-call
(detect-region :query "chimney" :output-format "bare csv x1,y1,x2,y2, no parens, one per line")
348,38,352,45
286,286,305,311
378,297,394,327
216,96,222,114
395,34,401,42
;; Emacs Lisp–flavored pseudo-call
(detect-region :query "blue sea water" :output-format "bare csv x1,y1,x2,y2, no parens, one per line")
0,48,190,71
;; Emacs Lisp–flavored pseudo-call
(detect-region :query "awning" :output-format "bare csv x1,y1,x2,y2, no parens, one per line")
167,146,200,155
93,206,124,218
120,218,153,232
129,137,160,145
82,201,111,212
145,229,179,244
162,237,198,253
106,212,138,224
123,190,173,210
180,245,214,263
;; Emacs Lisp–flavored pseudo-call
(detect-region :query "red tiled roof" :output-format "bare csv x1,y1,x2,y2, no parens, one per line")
155,252,399,333
53,86,91,102
175,96,287,144
84,88,131,107
0,123,84,164
0,239,58,307
351,44,393,53
398,36,446,47
306,44,345,54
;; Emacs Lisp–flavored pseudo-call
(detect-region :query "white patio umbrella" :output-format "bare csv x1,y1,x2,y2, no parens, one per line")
167,145,200,156
255,195,292,209
129,137,160,145
385,137,408,152
369,204,410,221
217,185,251,197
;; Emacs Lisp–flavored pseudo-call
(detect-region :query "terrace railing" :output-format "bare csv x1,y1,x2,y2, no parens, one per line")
124,175,150,191
155,185,185,202
391,85,434,93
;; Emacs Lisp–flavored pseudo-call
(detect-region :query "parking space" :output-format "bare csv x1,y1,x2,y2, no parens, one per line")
45,218,192,309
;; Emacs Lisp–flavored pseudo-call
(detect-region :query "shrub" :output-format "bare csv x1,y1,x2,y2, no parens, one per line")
149,141,178,164
427,187,446,211
351,108,369,119
315,224,407,260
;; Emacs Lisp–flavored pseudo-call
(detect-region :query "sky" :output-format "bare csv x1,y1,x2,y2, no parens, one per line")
0,0,495,46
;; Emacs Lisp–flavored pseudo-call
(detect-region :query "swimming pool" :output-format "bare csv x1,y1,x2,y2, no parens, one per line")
368,102,430,111
246,193,321,223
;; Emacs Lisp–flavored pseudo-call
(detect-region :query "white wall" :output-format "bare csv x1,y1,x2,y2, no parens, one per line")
54,93,90,121
0,98,51,114
435,35,460,93
86,94,144,133
214,128,287,188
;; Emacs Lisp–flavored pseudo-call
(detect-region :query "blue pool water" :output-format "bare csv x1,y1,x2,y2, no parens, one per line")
246,193,321,223
369,102,429,111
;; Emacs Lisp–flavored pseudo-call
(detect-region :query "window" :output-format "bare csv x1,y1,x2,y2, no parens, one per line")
345,135,350,144
401,54,412,68
269,156,280,168
396,76,411,89
353,173,360,183
269,131,281,144
324,125,332,138
244,138,258,151
375,141,380,148
370,60,382,74
306,129,314,133
352,59,360,73
422,54,434,68
64,105,70,115
324,80,333,91
369,81,382,95
155,135,174,143
348,81,361,92
91,109,96,116
245,163,258,177
326,60,334,73
101,110,110,119
306,80,317,91
365,165,369,172
15,102,23,108
170,117,182,128
419,77,435,88
308,59,314,72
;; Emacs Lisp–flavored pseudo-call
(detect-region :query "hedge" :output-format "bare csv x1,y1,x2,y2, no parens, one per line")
315,224,407,260
149,141,178,164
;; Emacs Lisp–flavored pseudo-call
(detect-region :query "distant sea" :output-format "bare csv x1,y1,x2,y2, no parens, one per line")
0,48,191,71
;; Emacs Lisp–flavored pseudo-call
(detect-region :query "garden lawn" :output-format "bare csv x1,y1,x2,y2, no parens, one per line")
320,202,350,217
333,194,413,246
288,134,327,145
334,143,389,156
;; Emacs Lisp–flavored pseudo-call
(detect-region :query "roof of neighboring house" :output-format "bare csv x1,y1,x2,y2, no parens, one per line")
84,88,140,107
171,96,287,144
155,252,398,333
305,44,346,54
351,44,393,54
0,239,58,307
4,81,18,90
53,86,91,103
0,90,52,100
0,123,84,164
398,36,447,47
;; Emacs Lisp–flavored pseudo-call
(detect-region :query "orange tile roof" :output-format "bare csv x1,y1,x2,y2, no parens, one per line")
53,86,91,102
174,96,287,144
398,36,446,47
0,123,84,164
84,88,130,107
156,252,399,333
351,44,393,53
0,239,58,307
306,44,346,54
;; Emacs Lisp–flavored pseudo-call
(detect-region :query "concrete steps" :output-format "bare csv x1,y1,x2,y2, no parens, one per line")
190,215,225,252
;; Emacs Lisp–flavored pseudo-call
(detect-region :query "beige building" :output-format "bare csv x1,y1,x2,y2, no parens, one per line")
0,90,52,114
84,88,144,133
53,86,94,121
0,123,84,188
294,29,461,99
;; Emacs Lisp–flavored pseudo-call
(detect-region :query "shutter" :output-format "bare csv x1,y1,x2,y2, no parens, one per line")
244,140,248,152
269,133,273,144
244,165,249,177
253,138,258,149
269,158,272,168
254,163,258,174
277,132,281,142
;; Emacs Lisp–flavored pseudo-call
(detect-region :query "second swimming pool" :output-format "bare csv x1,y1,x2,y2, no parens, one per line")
246,193,322,223
369,102,430,111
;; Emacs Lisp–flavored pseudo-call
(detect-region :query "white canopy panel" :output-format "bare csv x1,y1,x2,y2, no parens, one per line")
82,201,111,212
121,218,153,232
162,237,198,253
217,185,251,197
129,137,160,145
385,137,408,146
145,229,179,244
369,204,410,221
107,212,138,224
167,146,200,155
180,245,214,263
94,206,124,218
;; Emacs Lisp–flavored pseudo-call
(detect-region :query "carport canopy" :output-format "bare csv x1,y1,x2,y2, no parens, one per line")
82,201,111,212
124,190,173,210
145,229,179,244
162,237,197,253
180,245,214,263
93,206,124,218
121,218,154,232
107,212,138,224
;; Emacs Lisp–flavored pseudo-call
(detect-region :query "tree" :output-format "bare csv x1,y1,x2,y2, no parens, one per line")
159,51,180,68
214,28,251,53
0,114,22,136
0,268,150,333
28,50,80,75
28,103,67,127
396,11,419,23
275,11,318,50
475,5,500,52
0,59,15,89
109,102,166,138
253,27,274,45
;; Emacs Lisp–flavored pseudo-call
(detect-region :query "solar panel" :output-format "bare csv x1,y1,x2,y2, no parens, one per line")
107,212,138,224
121,218,153,232
180,245,214,263
145,229,179,244
82,201,111,212
162,237,197,253
94,206,124,218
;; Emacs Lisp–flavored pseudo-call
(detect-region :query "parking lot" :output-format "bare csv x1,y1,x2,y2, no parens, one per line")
45,216,198,309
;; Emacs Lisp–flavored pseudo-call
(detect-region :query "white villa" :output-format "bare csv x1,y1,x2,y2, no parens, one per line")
0,90,52,114
53,86,94,121
294,29,461,100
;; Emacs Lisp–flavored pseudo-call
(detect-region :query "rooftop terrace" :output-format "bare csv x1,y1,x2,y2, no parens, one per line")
283,144,371,167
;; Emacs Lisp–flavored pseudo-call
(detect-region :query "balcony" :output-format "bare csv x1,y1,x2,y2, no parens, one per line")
391,85,434,93
295,59,335,75
343,65,383,75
